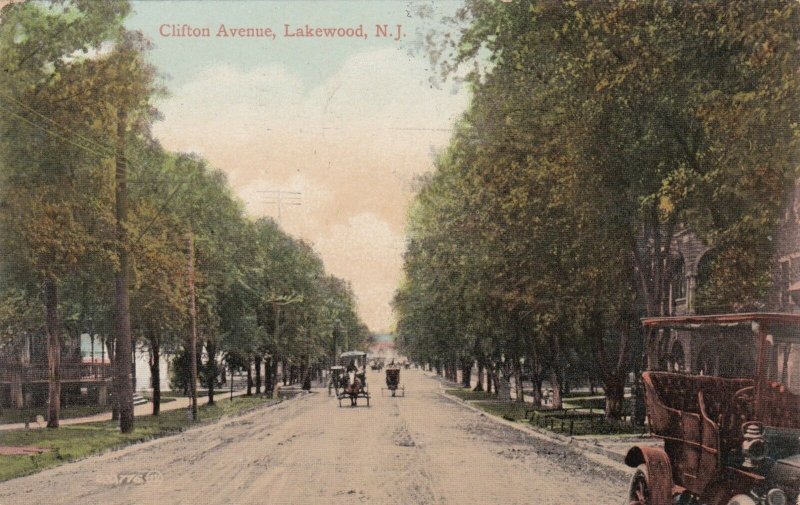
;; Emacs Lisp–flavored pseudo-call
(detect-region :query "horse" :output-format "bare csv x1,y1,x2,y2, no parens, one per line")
344,370,362,406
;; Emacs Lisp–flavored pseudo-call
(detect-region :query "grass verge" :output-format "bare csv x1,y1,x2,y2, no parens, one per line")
1,405,111,425
444,389,643,437
444,388,494,402
0,395,276,483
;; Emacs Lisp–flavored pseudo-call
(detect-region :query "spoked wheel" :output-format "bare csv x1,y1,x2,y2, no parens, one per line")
627,466,650,505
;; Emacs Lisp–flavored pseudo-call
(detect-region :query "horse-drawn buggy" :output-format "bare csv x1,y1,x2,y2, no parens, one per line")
381,365,405,397
328,365,345,396
336,350,370,407
625,313,800,505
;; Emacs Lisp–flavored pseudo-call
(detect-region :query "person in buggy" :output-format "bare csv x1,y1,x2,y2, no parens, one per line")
343,359,367,390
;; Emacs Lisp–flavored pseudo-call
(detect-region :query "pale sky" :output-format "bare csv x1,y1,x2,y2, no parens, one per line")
126,1,469,332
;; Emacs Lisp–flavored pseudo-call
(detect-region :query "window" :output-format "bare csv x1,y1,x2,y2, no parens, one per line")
672,255,686,300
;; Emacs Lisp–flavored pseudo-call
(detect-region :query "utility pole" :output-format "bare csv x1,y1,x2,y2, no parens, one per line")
258,189,301,224
187,224,199,421
113,109,135,433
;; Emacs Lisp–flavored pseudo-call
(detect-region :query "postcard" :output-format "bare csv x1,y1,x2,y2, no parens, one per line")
0,1,798,504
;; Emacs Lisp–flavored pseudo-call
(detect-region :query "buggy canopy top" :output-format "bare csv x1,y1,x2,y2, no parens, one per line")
340,350,367,358
641,312,800,421
641,312,800,344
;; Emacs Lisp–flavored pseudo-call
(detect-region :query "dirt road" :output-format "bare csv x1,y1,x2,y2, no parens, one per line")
0,370,627,504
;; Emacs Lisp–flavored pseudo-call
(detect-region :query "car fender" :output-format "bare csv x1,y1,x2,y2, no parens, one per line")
625,446,674,505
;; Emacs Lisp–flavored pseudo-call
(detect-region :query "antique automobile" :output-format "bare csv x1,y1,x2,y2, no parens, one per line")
370,359,384,371
625,313,800,505
382,366,405,397
337,350,370,407
328,365,345,396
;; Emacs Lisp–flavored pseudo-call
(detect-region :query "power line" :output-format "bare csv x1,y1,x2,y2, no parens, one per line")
0,101,192,245
132,180,187,246
0,95,175,185
0,103,111,160
0,92,114,156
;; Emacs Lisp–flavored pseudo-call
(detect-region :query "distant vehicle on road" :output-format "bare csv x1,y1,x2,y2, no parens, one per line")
382,365,405,397
328,365,345,397
337,351,370,407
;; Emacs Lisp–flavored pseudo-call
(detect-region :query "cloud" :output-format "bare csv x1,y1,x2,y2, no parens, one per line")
313,213,406,330
151,46,468,331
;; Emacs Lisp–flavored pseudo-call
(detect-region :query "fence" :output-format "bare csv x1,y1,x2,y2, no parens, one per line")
0,363,111,383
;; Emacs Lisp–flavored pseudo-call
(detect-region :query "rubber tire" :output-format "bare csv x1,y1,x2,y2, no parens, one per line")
626,466,650,505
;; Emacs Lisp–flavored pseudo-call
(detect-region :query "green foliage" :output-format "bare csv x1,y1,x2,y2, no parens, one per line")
0,1,369,422
398,0,800,417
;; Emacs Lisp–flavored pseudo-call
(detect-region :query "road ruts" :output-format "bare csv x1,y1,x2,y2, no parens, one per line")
0,369,626,505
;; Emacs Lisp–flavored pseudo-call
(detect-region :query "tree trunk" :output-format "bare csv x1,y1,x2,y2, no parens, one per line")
10,368,24,409
495,360,511,401
301,356,311,391
532,376,543,408
206,341,217,406
461,359,471,388
107,335,119,421
282,359,289,385
270,355,279,398
514,359,524,403
528,351,542,407
474,361,484,392
113,110,135,433
587,310,632,421
486,367,493,394
43,278,62,428
254,355,262,394
186,227,199,421
149,333,161,416
265,354,276,398
547,330,564,409
246,358,253,396
605,376,625,420
549,370,563,409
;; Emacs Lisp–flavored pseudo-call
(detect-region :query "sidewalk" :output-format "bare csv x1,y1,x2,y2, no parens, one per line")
0,388,250,431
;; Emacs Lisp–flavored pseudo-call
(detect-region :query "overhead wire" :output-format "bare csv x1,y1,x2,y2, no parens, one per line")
0,97,189,242
0,102,112,160
0,91,114,157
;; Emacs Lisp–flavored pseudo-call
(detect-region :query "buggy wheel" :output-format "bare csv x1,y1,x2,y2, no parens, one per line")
627,466,650,505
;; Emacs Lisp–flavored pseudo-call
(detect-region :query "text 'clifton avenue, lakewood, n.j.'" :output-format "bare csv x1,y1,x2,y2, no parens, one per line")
158,24,404,41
